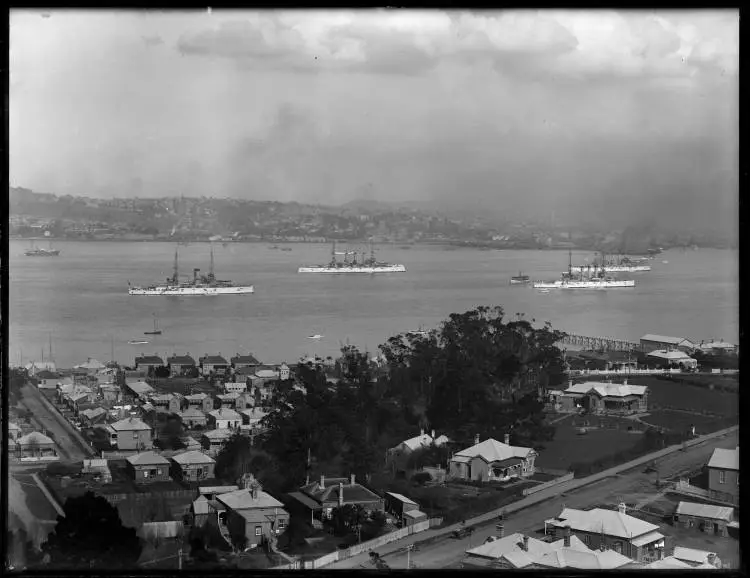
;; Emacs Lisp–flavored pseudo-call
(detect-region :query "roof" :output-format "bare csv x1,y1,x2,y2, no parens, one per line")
403,509,427,519
255,369,278,379
216,488,285,511
400,432,434,452
288,491,323,510
203,429,233,440
453,438,534,463
644,556,694,569
185,393,209,401
74,358,106,370
111,417,152,431
69,392,90,402
707,447,739,471
240,408,268,420
172,450,216,465
209,408,241,420
150,394,177,402
167,355,196,365
551,507,659,539
234,366,258,375
126,451,170,466
192,496,211,515
385,492,418,506
231,354,260,365
564,381,648,397
217,392,240,400
125,381,154,395
676,501,734,522
200,355,229,365
466,533,586,565
179,408,206,418
299,478,383,505
81,407,107,419
536,546,633,569
641,334,692,345
17,431,55,446
630,531,666,547
135,355,164,365
199,485,239,495
647,349,697,361
9,422,22,432
672,546,718,565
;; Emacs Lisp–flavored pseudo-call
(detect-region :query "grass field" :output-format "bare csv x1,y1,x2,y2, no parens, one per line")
640,410,737,435
629,376,738,417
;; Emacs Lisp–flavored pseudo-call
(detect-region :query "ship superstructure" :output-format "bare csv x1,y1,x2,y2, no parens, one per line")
571,252,651,274
534,250,636,290
25,240,60,257
298,240,406,274
128,245,254,295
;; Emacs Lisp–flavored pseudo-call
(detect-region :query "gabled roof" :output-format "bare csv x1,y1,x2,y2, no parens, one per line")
167,355,196,365
185,393,209,401
209,408,241,421
217,392,240,400
81,407,107,419
200,355,229,365
467,533,586,565
179,408,206,418
150,393,178,403
536,546,633,569
672,546,719,565
172,450,216,465
125,381,154,395
240,408,268,420
231,354,260,365
69,392,91,402
135,355,164,365
647,349,696,360
564,381,648,398
385,492,418,506
255,369,278,379
202,428,233,440
74,358,106,370
111,417,151,431
707,447,739,471
199,485,239,495
676,501,734,522
551,507,659,540
216,488,285,511
400,432,434,452
299,477,382,505
17,431,55,446
453,438,534,463
644,556,694,569
641,334,693,345
127,451,170,466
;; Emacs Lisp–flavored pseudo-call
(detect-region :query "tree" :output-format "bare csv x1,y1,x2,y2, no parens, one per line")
42,491,142,569
214,434,284,494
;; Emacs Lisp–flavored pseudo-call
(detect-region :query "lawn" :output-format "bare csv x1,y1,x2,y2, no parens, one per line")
535,415,643,471
640,410,737,435
631,376,738,417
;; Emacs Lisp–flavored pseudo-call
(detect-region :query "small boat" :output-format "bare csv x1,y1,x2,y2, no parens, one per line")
128,339,149,345
537,288,550,294
144,314,162,335
662,260,669,264
510,272,530,285
308,334,324,340
280,247,292,252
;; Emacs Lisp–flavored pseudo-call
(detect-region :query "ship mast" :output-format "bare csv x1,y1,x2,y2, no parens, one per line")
173,248,179,284
331,240,336,265
209,243,215,281
370,238,375,264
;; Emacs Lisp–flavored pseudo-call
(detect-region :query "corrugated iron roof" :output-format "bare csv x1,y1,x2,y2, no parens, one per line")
676,501,734,522
707,447,739,470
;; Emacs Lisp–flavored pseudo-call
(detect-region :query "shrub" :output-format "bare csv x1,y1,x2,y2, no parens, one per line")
46,461,83,477
411,472,432,486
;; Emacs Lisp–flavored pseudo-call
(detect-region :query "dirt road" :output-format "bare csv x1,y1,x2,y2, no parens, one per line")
328,429,738,570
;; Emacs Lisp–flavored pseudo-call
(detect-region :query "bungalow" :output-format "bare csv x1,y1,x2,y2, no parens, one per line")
558,381,649,415
201,429,233,457
239,408,268,432
150,393,182,414
545,504,665,563
697,340,737,356
15,431,58,461
199,354,230,378
646,349,698,370
171,450,216,482
126,451,171,484
124,380,155,400
208,408,241,430
223,382,247,395
167,354,197,377
110,416,153,451
707,446,739,505
178,408,208,429
449,435,537,482
181,436,202,451
134,354,165,372
253,367,280,385
672,546,723,569
674,501,734,537
80,407,108,426
216,392,240,409
388,429,450,472
230,353,261,371
184,392,214,413
100,384,122,405
95,367,118,385
640,334,696,354
288,474,384,522
214,474,289,549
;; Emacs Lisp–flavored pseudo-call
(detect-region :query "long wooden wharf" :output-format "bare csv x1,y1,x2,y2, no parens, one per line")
557,333,642,352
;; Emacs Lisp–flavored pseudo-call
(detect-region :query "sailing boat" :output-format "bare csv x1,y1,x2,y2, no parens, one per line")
510,271,530,285
25,239,60,257
144,314,162,335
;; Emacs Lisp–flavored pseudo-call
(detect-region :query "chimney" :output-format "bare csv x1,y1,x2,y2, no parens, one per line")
618,502,626,515
474,434,480,446
338,482,344,507
522,536,529,552
623,378,628,385
707,553,716,567
504,433,510,446
320,474,325,490
251,485,259,500
420,428,424,437
350,473,356,486
564,526,571,548
497,523,504,538
568,379,573,388
431,429,436,440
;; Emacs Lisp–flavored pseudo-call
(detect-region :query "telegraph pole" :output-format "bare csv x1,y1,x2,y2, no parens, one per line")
405,544,414,570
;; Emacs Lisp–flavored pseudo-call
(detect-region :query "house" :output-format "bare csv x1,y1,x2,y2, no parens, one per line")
383,492,427,527
545,504,665,563
95,367,118,385
464,527,633,570
80,407,108,426
199,354,230,378
126,451,171,484
253,367,280,384
67,391,95,413
288,474,384,522
150,393,182,414
557,381,649,414
640,334,696,353
674,501,734,537
110,416,153,451
672,546,723,569
134,354,165,372
278,363,291,381
178,408,208,429
100,384,122,404
74,358,107,375
449,435,537,482
697,340,737,356
234,391,254,410
184,392,213,413
15,431,59,461
646,350,698,370
388,429,450,472
201,429,233,457
213,474,289,549
8,422,23,442
224,381,247,395
171,450,216,482
239,408,268,436
181,436,202,451
208,408,241,430
230,353,261,371
707,446,739,505
57,383,93,404
124,380,155,400
82,458,112,482
216,392,240,409
167,354,197,377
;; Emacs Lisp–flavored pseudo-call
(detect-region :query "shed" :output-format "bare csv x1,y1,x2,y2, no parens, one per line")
674,501,734,537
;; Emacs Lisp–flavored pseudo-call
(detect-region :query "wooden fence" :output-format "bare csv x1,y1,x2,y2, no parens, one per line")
522,472,575,497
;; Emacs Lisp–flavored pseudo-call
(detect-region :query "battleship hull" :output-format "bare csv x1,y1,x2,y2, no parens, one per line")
129,285,254,295
533,279,635,289
570,265,651,273
298,265,406,273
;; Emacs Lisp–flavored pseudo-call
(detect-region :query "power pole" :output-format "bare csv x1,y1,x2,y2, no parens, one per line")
177,548,182,570
406,544,413,570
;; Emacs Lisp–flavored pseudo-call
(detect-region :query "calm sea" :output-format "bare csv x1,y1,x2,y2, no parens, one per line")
8,241,739,368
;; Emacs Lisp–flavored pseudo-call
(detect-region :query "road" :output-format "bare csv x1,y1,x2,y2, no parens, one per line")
327,429,738,570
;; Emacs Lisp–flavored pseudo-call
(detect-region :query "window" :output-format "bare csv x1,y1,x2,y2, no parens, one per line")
278,518,287,529
133,432,139,439
583,535,591,545
614,542,623,554
157,469,162,475
143,470,150,478
719,470,726,484
255,526,262,536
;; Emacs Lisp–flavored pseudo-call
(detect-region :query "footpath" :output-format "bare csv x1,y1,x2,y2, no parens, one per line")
323,424,738,569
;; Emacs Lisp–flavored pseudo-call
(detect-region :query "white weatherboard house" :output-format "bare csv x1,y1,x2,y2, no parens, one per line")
449,435,536,482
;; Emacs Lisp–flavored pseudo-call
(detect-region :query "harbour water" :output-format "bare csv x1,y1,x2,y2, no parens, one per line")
8,241,739,368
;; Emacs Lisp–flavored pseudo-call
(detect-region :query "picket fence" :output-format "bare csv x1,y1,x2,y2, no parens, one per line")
522,472,575,497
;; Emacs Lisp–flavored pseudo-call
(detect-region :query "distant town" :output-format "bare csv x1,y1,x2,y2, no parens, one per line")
9,187,736,253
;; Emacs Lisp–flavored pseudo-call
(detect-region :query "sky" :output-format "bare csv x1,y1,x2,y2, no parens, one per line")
9,9,739,231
